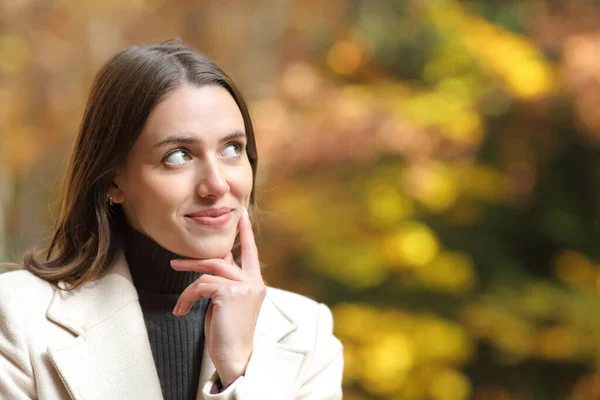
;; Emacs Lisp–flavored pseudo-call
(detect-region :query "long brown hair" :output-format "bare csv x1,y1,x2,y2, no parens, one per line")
22,41,258,290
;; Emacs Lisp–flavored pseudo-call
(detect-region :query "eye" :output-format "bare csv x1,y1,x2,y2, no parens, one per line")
219,143,243,159
163,149,192,165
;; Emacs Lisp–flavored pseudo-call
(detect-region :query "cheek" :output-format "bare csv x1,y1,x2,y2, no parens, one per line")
229,166,254,202
126,169,192,215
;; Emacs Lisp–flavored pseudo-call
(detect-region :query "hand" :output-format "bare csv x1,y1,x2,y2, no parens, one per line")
170,207,266,388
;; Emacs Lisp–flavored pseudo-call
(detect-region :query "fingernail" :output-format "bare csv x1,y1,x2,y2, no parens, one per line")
173,304,180,316
243,207,249,217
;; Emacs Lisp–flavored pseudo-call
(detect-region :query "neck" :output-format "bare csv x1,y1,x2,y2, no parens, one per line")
122,224,200,294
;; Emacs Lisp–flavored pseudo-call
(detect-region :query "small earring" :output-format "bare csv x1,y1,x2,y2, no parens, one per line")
106,194,114,206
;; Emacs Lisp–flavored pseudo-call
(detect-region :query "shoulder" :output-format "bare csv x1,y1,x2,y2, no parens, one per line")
0,269,55,318
265,286,330,327
265,286,321,312
264,286,338,347
0,269,54,370
0,268,54,296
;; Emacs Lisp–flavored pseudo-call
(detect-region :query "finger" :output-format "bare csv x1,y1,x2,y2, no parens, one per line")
223,252,234,265
170,258,243,281
197,274,231,285
205,302,213,342
239,207,260,278
174,282,220,316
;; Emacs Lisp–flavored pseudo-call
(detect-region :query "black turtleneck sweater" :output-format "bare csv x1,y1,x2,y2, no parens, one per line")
122,224,210,400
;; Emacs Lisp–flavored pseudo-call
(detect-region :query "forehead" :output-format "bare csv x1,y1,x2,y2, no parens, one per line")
139,85,245,144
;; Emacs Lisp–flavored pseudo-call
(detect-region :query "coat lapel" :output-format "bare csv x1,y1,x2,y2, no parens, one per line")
45,252,307,400
46,252,163,400
196,290,307,399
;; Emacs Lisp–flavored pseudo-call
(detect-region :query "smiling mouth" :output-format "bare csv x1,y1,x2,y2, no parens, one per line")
186,208,234,227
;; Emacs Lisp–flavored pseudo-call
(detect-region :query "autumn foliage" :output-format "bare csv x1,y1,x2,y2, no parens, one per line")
3,1,600,399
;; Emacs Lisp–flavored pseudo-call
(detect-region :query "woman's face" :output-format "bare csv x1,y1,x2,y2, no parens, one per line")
110,85,253,259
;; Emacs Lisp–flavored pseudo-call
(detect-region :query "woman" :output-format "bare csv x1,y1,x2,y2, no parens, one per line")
0,41,343,399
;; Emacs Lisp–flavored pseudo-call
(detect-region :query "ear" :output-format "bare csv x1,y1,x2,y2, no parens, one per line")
106,173,126,204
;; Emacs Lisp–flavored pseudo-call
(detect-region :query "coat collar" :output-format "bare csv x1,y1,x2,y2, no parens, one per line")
46,252,139,336
46,251,298,400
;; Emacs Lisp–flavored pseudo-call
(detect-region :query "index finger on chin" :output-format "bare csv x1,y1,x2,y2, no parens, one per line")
239,207,260,277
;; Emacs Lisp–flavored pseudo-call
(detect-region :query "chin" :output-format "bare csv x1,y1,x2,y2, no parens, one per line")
179,238,235,260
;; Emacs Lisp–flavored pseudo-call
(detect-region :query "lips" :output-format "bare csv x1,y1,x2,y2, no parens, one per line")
186,207,234,227
186,207,233,218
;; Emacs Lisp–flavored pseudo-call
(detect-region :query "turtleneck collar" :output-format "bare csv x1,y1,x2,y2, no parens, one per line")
122,223,200,295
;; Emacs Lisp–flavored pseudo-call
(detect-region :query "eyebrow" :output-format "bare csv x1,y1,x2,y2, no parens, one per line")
153,131,246,149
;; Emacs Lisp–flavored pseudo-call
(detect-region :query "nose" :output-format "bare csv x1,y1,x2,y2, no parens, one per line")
196,158,230,199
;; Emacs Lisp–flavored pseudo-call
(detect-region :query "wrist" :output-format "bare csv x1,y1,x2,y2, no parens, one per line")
215,354,252,388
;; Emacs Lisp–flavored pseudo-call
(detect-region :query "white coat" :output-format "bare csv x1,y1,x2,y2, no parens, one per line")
0,252,343,399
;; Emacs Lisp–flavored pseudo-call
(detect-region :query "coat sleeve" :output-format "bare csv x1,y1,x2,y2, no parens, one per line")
0,287,36,399
201,303,344,400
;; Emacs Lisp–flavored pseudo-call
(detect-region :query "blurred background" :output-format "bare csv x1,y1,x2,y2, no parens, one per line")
2,0,600,399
